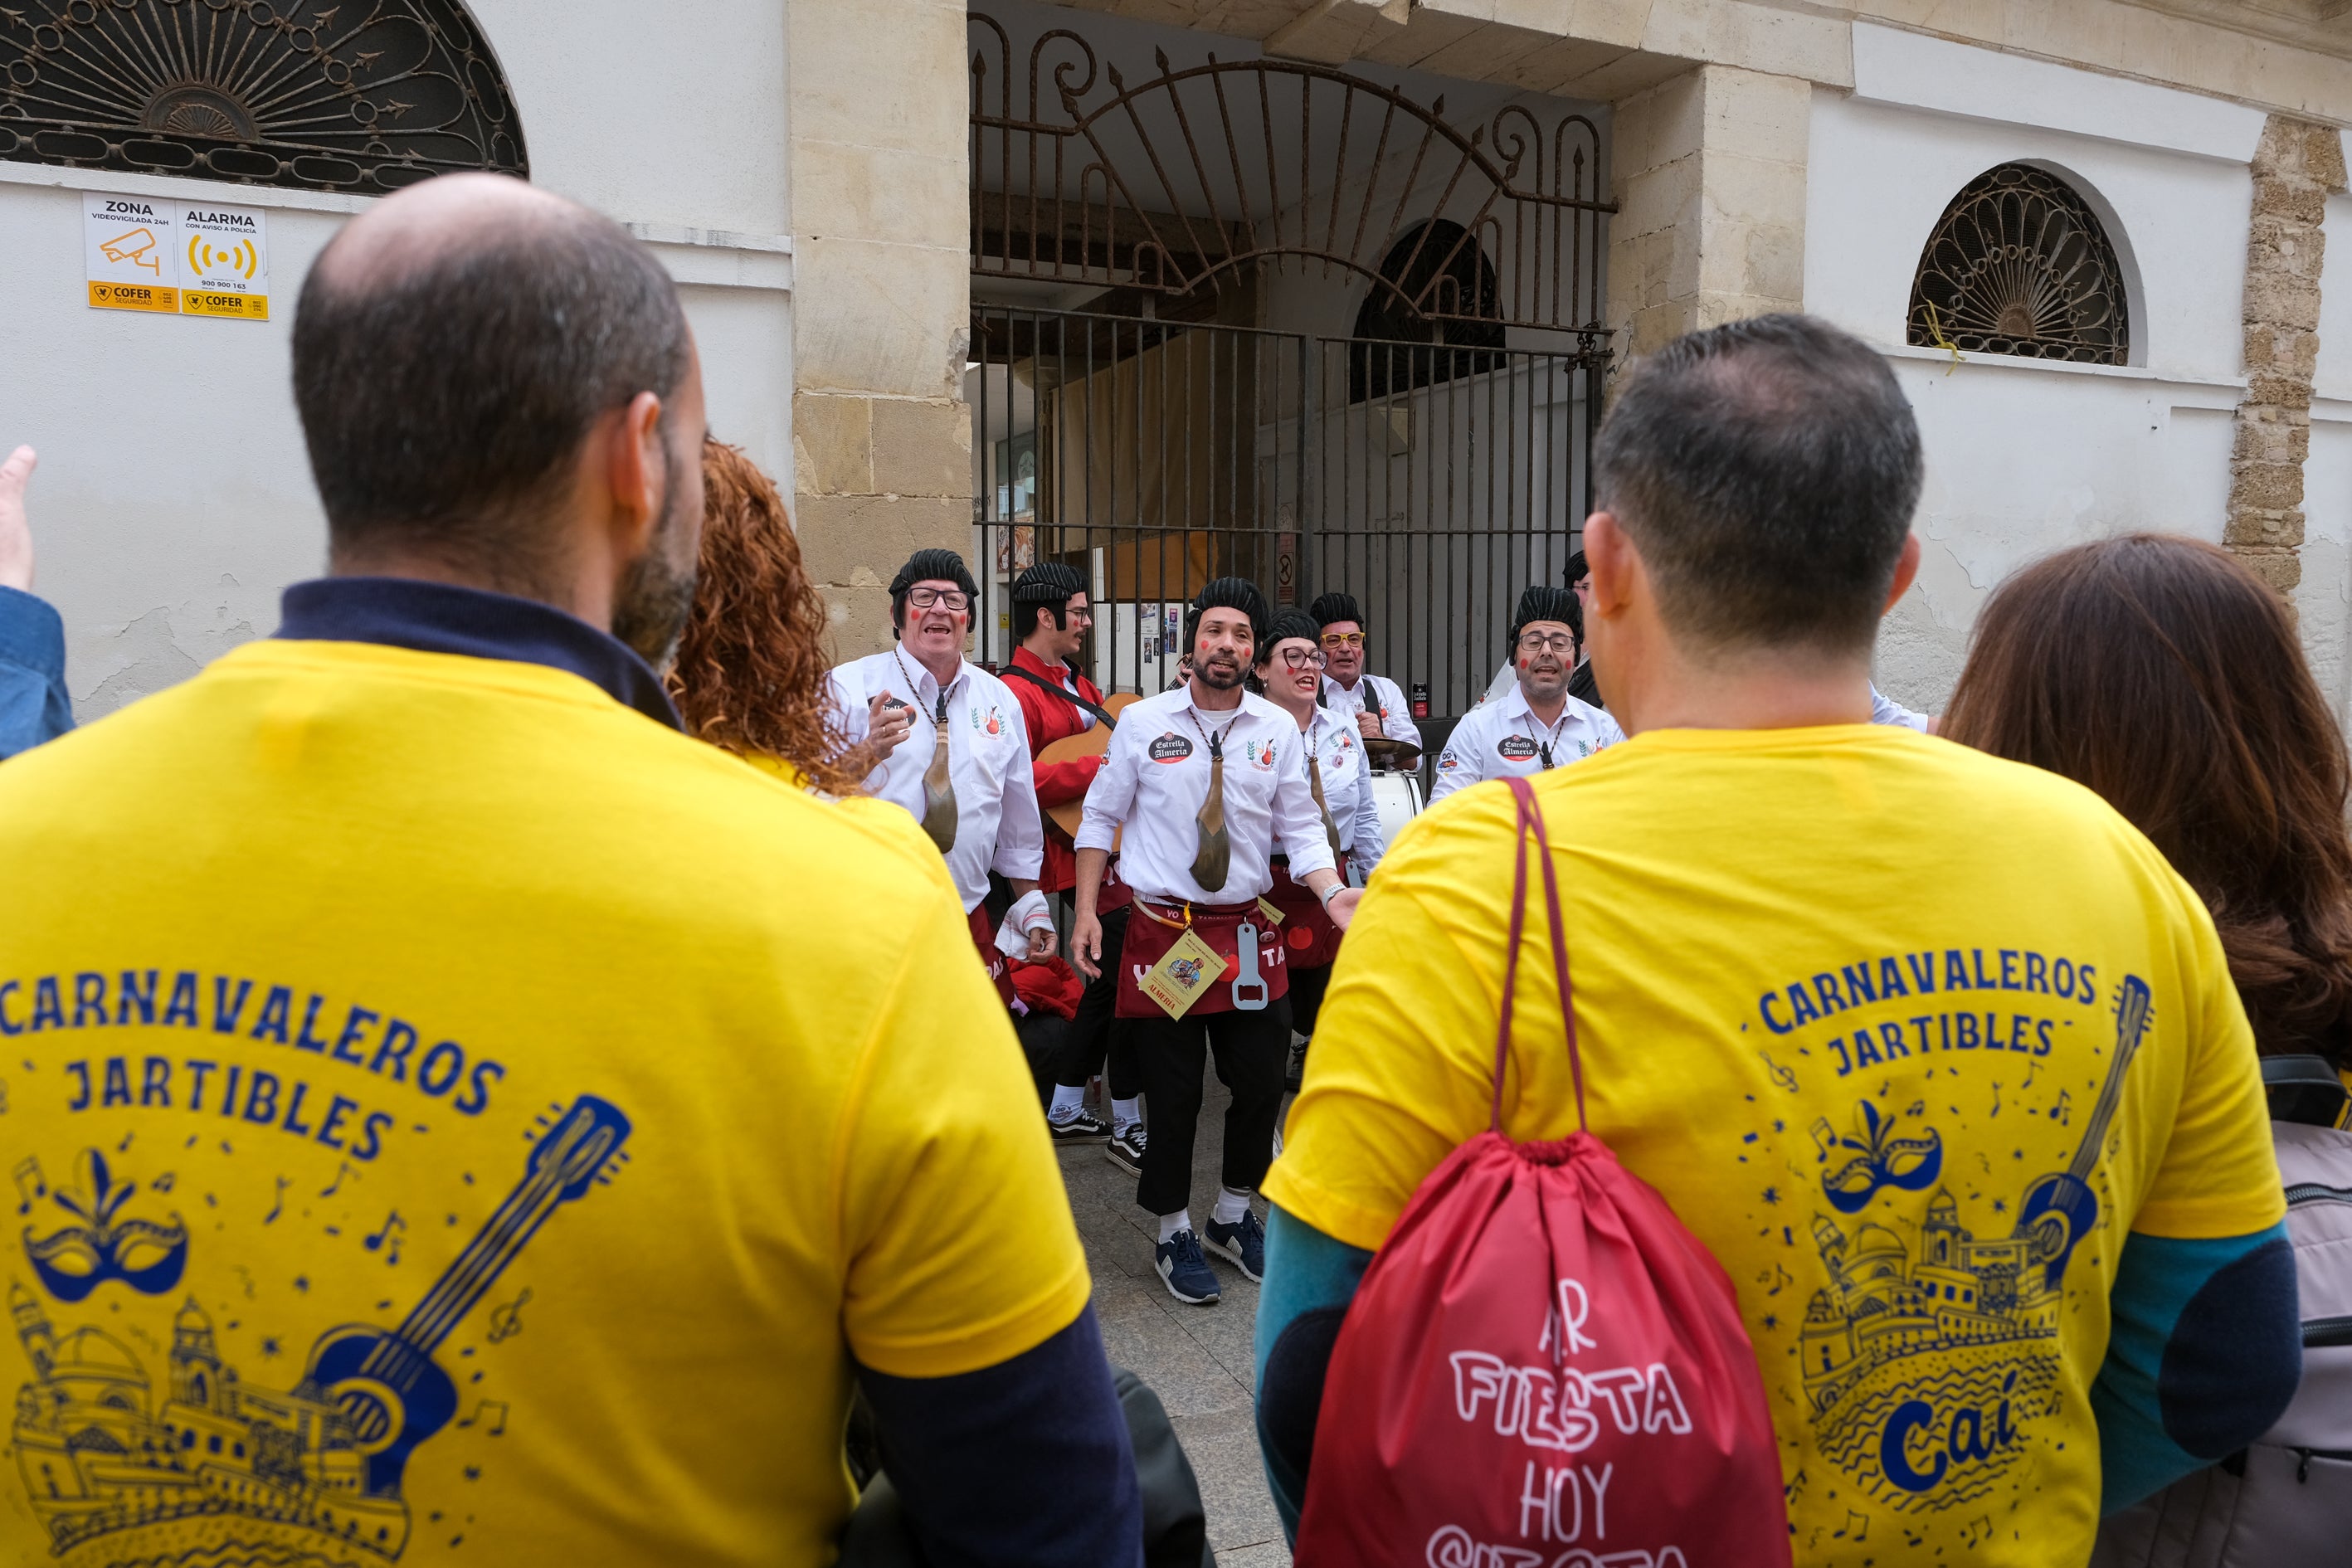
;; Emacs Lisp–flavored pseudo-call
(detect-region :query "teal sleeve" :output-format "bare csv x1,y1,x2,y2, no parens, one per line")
2092,1224,2299,1511
0,585,71,759
1254,1204,1374,1540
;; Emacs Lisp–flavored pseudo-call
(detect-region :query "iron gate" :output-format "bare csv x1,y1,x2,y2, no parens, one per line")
966,17,1612,723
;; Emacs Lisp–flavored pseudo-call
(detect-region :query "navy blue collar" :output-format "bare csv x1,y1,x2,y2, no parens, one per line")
275,577,684,731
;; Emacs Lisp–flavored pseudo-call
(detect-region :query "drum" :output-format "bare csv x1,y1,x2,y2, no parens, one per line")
1367,771,1423,870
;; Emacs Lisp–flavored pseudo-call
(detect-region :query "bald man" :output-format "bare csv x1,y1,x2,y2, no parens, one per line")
0,175,1137,1566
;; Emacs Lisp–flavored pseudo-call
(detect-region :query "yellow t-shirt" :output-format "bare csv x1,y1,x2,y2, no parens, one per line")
0,640,1090,1567
1268,724,2282,1567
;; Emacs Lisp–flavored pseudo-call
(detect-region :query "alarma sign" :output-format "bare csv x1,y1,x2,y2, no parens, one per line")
84,191,270,321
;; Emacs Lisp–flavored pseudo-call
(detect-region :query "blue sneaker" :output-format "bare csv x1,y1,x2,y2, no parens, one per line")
1155,1230,1221,1304
1204,1209,1265,1283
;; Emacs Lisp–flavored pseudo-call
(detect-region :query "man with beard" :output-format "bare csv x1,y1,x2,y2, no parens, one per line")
1071,578,1357,1306
1308,591,1419,750
1430,583,1624,801
828,548,1054,1004
0,176,1137,1565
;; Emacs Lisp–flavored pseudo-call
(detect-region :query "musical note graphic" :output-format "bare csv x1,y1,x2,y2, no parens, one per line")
486,1287,531,1343
152,1171,175,1193
1962,1516,1994,1547
458,1398,509,1435
116,1129,134,1152
1809,1117,1839,1162
364,1210,407,1265
1905,1099,1926,1119
1756,1049,1799,1093
320,1161,358,1198
263,1176,292,1224
1755,1263,1794,1297
2022,1059,2040,1090
13,1155,46,1215
2051,1088,2073,1127
1835,1510,1868,1541
1989,1081,2004,1117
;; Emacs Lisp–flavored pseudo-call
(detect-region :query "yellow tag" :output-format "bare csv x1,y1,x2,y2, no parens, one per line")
1257,897,1283,927
1139,928,1230,1020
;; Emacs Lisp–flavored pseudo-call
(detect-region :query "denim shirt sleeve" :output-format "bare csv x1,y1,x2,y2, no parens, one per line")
0,585,72,760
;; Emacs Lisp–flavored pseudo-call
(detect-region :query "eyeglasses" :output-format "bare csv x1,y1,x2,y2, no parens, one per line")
1278,647,1328,670
906,587,971,611
1516,632,1577,655
1319,631,1365,649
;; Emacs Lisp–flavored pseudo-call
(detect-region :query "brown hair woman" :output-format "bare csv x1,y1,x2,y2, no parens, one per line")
667,439,864,796
1943,533,2352,1064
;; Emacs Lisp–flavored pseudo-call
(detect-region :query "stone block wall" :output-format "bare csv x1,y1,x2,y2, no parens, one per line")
1608,64,1810,358
790,0,975,658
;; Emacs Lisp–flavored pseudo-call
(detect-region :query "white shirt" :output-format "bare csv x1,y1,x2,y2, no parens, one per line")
1321,672,1422,748
828,650,1044,911
1300,706,1386,881
1077,684,1337,905
1870,684,1932,732
1429,681,1623,802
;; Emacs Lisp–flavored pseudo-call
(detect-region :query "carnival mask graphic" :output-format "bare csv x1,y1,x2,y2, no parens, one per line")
1818,1100,1944,1215
23,1149,188,1302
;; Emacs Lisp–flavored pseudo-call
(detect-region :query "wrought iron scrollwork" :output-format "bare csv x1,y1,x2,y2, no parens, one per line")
1907,163,2128,366
0,0,526,194
969,15,1609,340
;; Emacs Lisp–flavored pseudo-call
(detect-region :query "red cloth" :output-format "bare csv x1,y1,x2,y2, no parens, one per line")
1009,645,1128,912
967,902,1016,1008
1293,776,1789,1567
1008,953,1084,1020
1264,859,1342,970
1114,898,1288,1019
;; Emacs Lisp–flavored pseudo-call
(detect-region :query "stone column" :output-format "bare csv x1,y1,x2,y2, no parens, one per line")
788,0,975,656
2228,114,2348,601
1607,65,1810,359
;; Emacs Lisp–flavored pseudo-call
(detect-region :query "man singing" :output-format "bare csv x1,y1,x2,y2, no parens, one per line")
1309,591,1419,750
830,548,1054,996
1002,560,1145,1158
1071,578,1356,1306
1430,583,1623,801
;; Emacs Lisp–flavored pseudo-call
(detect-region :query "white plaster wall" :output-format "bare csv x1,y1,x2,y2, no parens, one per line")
1813,31,2264,713
0,0,793,721
2301,194,2352,721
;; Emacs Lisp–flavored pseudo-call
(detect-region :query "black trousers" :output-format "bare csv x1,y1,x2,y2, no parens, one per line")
1127,996,1292,1218
1055,906,1142,1101
1288,963,1332,1038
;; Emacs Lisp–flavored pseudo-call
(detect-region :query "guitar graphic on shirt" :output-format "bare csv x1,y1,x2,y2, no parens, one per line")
2011,975,2152,1293
298,1094,631,1497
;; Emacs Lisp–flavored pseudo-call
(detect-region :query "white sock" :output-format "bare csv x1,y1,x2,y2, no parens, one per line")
1049,1083,1088,1121
1212,1186,1251,1225
1112,1097,1142,1134
1158,1210,1193,1244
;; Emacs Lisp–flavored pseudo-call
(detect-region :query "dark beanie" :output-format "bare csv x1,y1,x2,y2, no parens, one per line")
1011,561,1086,603
1307,591,1364,631
889,548,979,601
1510,583,1582,649
1184,576,1270,652
1259,610,1322,659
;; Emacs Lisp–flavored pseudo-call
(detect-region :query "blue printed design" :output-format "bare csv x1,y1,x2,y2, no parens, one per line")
22,1149,188,1303
9,1095,630,1564
1799,976,2155,1516
1818,1101,1943,1215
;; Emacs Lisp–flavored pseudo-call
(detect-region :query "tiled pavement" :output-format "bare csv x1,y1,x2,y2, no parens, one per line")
1057,1075,1291,1568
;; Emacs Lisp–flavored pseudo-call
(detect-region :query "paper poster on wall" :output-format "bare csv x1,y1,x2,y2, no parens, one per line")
83,192,270,321
83,192,178,314
177,200,269,319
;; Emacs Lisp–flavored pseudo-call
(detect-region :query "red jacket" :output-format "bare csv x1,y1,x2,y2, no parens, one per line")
1008,645,1105,894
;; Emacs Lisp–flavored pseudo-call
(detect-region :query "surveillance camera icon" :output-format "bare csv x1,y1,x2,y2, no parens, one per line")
100,227,161,275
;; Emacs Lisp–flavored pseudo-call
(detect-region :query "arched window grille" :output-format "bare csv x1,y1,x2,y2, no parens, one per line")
0,1,525,194
1348,219,1507,403
1907,163,2128,366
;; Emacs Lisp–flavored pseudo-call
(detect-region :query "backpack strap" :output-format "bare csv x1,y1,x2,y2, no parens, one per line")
1001,661,1119,728
1493,777,1588,1135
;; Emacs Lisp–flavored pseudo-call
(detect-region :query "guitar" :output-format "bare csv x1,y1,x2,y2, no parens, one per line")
1035,692,1142,840
2011,975,2153,1294
299,1094,631,1497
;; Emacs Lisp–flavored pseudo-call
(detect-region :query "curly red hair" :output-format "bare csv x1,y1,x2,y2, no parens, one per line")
667,440,861,795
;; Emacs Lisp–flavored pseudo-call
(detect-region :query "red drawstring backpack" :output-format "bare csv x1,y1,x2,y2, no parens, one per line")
1293,776,1791,1568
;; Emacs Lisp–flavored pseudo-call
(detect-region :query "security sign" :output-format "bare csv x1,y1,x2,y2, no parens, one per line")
177,201,269,319
83,191,269,321
83,192,178,314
